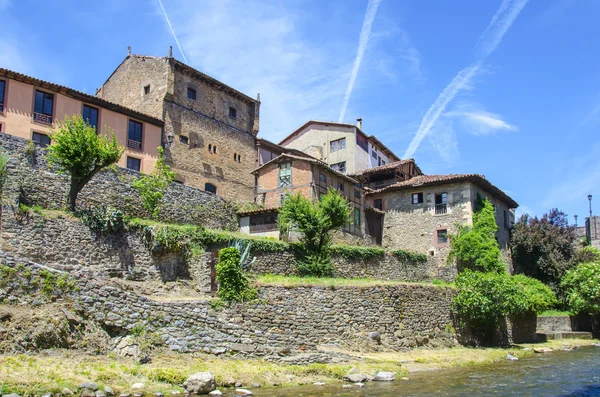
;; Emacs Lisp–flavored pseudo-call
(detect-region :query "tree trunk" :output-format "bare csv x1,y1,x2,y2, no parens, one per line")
67,178,80,212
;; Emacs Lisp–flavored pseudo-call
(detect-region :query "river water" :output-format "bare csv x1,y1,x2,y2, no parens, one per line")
261,346,600,397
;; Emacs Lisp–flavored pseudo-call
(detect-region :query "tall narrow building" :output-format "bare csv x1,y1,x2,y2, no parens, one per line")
99,48,260,201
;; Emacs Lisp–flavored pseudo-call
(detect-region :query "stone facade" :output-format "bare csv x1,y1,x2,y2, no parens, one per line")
0,251,458,356
99,54,259,202
0,133,238,230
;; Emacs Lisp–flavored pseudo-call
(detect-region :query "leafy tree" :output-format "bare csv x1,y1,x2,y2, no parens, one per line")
47,115,124,211
132,147,176,218
510,209,577,292
562,262,600,315
448,197,505,273
573,245,600,265
216,247,257,302
278,189,352,277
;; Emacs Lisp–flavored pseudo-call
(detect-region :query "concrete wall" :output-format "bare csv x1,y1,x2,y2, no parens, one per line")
0,76,162,173
0,133,238,230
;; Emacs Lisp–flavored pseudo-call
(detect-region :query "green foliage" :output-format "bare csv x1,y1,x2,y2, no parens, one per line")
216,247,257,302
131,147,176,218
147,368,187,385
209,298,226,311
562,262,600,314
448,198,505,273
510,209,577,294
330,245,385,260
453,270,556,325
0,152,9,196
23,140,36,156
130,323,146,337
79,206,125,234
278,189,352,277
573,246,600,265
391,249,428,263
47,115,124,211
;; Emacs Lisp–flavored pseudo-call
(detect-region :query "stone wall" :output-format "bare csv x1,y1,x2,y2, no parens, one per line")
0,251,458,357
0,133,238,230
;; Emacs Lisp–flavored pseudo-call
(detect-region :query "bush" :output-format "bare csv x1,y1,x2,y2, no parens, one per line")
391,249,428,263
562,262,600,314
448,198,505,273
132,147,176,218
79,206,125,234
330,245,385,260
296,253,335,277
573,246,600,265
216,248,257,302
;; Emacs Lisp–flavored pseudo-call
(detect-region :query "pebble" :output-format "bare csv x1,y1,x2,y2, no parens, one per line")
355,383,365,388
42,393,53,397
104,387,114,396
342,385,352,388
506,353,519,361
170,392,181,396
313,382,325,386
401,377,410,381
533,348,553,353
251,383,261,388
154,393,164,397
234,389,253,396
120,394,130,397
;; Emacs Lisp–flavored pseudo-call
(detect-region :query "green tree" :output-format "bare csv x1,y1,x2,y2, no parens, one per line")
216,247,257,302
47,115,124,211
448,197,505,273
562,262,600,315
573,245,600,265
132,147,176,218
278,189,352,277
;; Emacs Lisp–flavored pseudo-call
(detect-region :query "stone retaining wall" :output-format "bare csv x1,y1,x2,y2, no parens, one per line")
0,133,238,230
0,251,458,358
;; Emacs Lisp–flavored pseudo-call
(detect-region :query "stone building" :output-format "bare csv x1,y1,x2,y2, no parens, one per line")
98,48,260,201
0,68,163,173
239,149,364,239
586,216,600,249
366,174,518,269
278,119,399,175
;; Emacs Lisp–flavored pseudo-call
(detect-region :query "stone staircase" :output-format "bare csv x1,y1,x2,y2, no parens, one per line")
536,316,594,341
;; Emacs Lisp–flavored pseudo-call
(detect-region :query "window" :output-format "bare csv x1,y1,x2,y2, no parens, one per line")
504,210,509,229
126,157,141,171
382,160,386,165
82,105,99,131
412,192,423,204
213,145,217,154
143,85,151,95
237,154,241,162
0,80,5,112
337,182,345,192
32,132,51,147
208,144,212,152
233,153,237,161
356,134,368,151
179,135,189,145
187,87,197,100
373,198,383,210
279,162,291,187
378,156,382,166
437,229,448,245
229,107,237,119
127,120,143,150
331,161,346,173
354,208,360,227
435,193,448,215
33,90,54,124
319,173,327,184
330,138,346,153
371,148,378,159
205,183,217,194
354,189,361,199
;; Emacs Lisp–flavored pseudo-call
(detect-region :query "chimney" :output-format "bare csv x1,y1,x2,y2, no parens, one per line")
168,46,173,58
356,118,363,130
127,46,131,56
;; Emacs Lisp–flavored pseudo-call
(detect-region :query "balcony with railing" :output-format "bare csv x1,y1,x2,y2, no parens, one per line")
435,203,448,215
33,112,53,125
127,139,143,151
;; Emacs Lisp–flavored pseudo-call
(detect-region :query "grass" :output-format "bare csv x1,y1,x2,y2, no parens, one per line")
255,274,455,288
539,310,572,317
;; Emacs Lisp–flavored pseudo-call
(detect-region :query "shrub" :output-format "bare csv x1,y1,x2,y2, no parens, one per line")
391,249,428,263
79,206,125,234
573,246,600,265
330,245,385,261
448,198,505,273
562,262,600,314
296,253,335,277
216,247,257,302
132,147,176,218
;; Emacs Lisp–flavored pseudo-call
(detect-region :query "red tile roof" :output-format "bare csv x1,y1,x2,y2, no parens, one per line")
366,174,518,208
237,206,280,216
350,158,423,177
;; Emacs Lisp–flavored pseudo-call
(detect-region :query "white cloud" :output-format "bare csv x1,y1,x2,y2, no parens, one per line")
156,0,188,64
403,0,528,160
338,0,383,123
445,104,518,136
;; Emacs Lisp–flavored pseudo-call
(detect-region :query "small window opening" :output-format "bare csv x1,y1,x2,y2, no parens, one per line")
143,85,151,95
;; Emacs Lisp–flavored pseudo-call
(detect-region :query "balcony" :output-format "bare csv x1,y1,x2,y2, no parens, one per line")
33,112,52,125
250,222,278,233
435,203,448,215
127,139,142,151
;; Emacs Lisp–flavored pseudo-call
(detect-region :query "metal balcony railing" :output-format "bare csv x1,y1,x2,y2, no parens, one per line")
33,112,52,125
127,139,142,151
435,203,448,215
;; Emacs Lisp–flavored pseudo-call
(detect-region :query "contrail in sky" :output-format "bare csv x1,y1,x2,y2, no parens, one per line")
403,0,528,159
157,0,188,64
338,0,383,123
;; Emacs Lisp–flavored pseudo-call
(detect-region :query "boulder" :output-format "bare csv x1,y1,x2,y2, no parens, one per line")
372,372,396,381
343,373,368,383
506,353,518,361
114,336,141,358
104,387,114,396
208,391,223,396
234,389,253,396
183,372,216,395
533,348,553,353
369,331,381,342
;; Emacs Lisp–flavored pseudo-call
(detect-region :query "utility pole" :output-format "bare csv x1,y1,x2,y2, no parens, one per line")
589,194,595,244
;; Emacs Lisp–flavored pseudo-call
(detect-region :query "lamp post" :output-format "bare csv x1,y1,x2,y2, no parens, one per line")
589,194,594,243
574,215,578,227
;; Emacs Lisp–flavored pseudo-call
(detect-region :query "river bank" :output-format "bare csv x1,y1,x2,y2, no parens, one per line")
1,338,598,396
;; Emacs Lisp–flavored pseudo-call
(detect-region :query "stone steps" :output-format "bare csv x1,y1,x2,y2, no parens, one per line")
536,331,593,341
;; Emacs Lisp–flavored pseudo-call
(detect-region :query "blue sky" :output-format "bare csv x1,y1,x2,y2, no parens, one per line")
2,0,599,223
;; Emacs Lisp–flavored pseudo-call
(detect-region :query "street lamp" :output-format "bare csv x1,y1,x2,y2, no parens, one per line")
574,215,578,227
165,131,175,148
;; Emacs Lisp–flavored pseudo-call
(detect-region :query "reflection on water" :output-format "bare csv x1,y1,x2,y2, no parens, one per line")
260,347,600,397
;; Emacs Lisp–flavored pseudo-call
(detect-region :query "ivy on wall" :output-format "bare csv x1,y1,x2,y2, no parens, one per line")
391,249,428,263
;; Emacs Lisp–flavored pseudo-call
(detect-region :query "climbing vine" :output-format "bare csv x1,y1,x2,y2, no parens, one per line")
132,147,176,218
